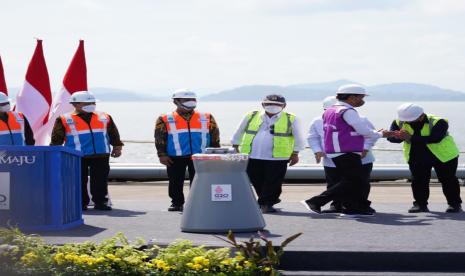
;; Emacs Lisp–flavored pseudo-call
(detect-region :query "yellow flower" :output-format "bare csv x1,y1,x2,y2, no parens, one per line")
95,257,105,264
190,256,210,268
236,265,243,270
153,259,168,270
220,258,232,266
234,255,245,262
193,256,205,264
105,253,116,260
65,253,78,262
264,267,271,272
20,252,38,265
53,253,66,265
244,260,252,267
192,263,203,270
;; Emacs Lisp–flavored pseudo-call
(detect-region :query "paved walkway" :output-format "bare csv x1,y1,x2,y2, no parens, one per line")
31,181,465,272
36,181,465,250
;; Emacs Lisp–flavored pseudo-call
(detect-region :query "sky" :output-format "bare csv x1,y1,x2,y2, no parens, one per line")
1,0,465,96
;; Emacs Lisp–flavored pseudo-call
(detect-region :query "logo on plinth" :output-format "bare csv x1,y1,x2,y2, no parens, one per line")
0,172,10,210
211,184,232,201
0,151,36,166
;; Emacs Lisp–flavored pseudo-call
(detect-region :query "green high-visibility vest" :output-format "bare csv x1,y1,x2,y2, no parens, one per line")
395,114,459,163
240,111,296,158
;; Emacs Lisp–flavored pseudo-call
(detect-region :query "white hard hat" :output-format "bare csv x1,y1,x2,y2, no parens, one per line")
0,92,10,104
336,84,369,95
322,96,338,110
172,89,197,99
397,103,424,122
69,91,97,103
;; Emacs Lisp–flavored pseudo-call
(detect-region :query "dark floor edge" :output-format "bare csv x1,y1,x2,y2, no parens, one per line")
279,251,465,272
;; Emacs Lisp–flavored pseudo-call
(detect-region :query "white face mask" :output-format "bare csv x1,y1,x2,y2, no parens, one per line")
264,105,283,114
0,104,11,112
181,101,197,109
81,104,96,113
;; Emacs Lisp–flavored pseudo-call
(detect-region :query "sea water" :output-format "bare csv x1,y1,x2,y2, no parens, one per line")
98,101,465,165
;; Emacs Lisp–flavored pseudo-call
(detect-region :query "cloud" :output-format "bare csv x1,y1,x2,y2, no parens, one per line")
414,0,465,16
247,0,409,15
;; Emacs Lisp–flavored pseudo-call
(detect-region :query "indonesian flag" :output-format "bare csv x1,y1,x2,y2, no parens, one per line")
15,40,52,144
0,55,7,94
38,40,88,144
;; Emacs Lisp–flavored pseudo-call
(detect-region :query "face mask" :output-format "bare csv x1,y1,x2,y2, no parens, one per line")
81,104,96,113
0,104,11,112
181,101,197,110
264,105,283,114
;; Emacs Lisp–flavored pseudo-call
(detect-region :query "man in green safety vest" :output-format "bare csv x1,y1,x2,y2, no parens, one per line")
388,103,462,213
231,94,305,213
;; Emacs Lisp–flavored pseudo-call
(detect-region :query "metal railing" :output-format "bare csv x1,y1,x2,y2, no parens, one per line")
121,139,465,154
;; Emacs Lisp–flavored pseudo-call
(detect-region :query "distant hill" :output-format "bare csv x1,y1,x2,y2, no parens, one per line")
367,83,465,101
201,80,465,101
286,79,361,90
7,81,465,101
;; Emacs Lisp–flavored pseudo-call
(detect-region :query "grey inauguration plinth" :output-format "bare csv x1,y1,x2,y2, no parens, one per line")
181,150,266,233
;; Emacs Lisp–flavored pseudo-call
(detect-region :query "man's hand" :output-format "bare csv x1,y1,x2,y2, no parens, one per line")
232,145,240,153
111,146,122,158
289,153,299,166
396,129,412,142
361,150,369,158
314,152,325,164
379,129,396,138
159,156,173,166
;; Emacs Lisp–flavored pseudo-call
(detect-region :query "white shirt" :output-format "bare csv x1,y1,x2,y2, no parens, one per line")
231,111,306,160
307,116,376,167
326,101,382,158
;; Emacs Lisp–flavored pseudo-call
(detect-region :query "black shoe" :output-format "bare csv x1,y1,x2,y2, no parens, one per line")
94,204,112,211
168,205,183,212
446,205,462,213
300,200,321,214
367,206,376,213
322,205,343,214
82,205,88,211
260,205,277,213
340,209,374,218
408,204,429,213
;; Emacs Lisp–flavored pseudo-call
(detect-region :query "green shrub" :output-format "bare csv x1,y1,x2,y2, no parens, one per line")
0,228,300,275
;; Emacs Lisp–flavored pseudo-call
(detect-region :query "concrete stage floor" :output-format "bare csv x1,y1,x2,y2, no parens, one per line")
34,181,465,273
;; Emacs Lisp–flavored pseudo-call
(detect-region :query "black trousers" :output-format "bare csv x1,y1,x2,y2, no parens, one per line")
167,156,195,206
309,153,367,210
409,156,462,206
246,158,289,206
81,156,110,207
324,163,373,208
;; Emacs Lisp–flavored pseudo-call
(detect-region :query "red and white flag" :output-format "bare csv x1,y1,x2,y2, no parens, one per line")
0,55,7,94
15,40,52,144
39,40,88,144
